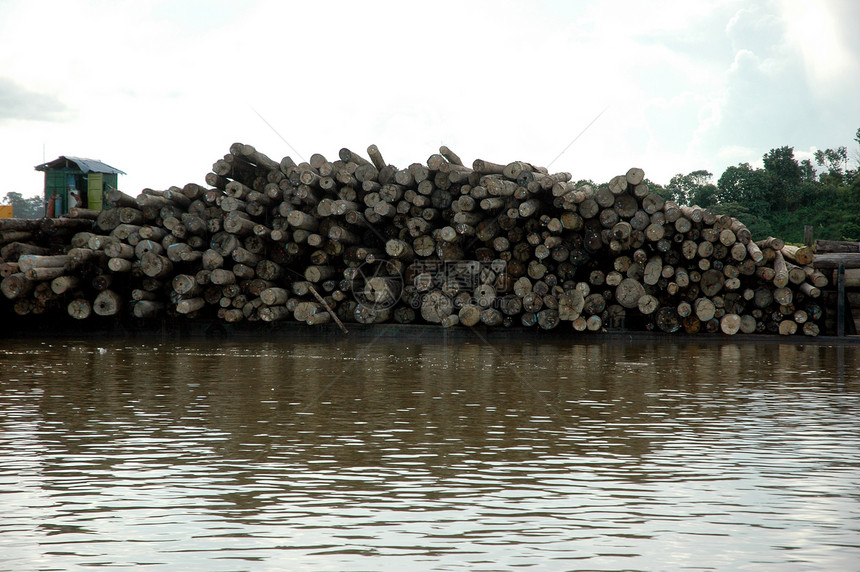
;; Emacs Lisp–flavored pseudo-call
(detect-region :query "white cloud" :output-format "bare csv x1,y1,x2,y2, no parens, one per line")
780,0,858,97
0,0,857,201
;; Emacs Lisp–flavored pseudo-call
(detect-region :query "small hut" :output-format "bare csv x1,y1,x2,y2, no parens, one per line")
34,156,125,216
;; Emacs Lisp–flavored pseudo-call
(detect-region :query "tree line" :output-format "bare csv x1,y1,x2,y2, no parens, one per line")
647,128,860,243
1,192,44,219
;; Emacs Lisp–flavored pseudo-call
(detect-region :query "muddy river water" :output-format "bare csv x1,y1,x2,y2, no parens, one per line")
1,336,858,570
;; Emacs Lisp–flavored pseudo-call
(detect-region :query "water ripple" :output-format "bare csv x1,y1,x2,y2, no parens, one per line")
0,339,858,570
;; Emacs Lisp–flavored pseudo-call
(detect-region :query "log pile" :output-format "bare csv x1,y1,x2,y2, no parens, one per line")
0,142,832,336
814,239,860,334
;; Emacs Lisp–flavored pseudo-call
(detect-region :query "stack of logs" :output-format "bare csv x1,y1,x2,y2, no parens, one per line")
813,240,860,334
0,142,849,336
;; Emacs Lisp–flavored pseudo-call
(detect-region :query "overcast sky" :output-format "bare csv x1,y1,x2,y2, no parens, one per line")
1,0,858,199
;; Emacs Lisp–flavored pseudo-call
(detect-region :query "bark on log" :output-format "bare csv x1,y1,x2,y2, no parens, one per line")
814,253,860,269
814,240,860,254
133,300,164,319
177,297,206,314
781,244,814,265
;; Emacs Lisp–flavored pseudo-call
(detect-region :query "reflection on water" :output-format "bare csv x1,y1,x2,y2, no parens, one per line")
1,337,858,570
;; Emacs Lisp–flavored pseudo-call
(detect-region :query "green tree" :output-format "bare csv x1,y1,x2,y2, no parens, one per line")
763,146,802,187
841,222,860,241
659,170,714,206
707,129,860,242
814,146,848,185
799,159,817,183
762,146,805,207
715,163,767,204
848,127,860,182
1,192,44,218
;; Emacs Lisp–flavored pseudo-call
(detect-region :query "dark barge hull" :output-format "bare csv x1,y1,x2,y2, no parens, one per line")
3,313,859,346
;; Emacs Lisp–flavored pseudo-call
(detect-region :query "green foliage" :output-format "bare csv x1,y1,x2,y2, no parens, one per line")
715,163,768,204
1,192,44,219
814,146,848,184
763,146,802,189
626,129,860,242
841,222,860,241
658,170,714,206
800,159,817,183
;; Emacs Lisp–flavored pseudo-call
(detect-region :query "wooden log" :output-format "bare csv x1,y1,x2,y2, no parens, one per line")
814,253,860,269
831,268,860,287
420,290,453,323
135,239,164,259
104,241,135,259
694,298,716,322
537,308,559,330
654,306,680,332
778,320,798,336
1,242,50,260
354,304,391,324
362,276,401,308
615,278,645,309
93,290,122,316
781,244,814,265
68,207,100,220
176,297,206,314
132,300,164,319
815,240,860,254
17,254,70,272
472,159,506,175
720,314,741,335
606,175,627,195
172,274,200,296
458,304,482,326
757,236,785,251
139,225,168,241
51,275,80,294
255,260,284,282
25,266,66,281
803,266,828,288
67,298,92,320
140,252,173,278
259,305,291,322
260,287,290,306
637,294,658,315
132,288,158,301
586,315,603,331
305,265,334,283
221,308,244,322
1,273,33,299
802,322,820,337
643,256,662,286
92,273,113,291
700,269,725,297
287,210,319,232
481,307,504,326
0,218,43,232
773,286,793,306
626,167,645,185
